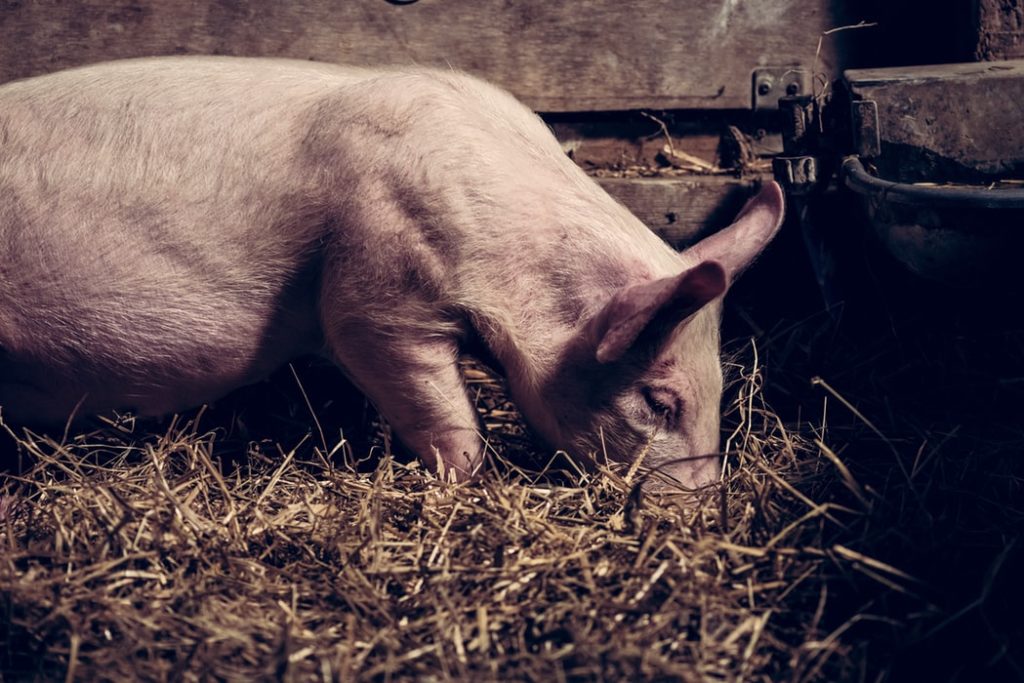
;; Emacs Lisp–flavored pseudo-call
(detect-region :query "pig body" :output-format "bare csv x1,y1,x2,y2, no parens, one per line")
0,57,783,487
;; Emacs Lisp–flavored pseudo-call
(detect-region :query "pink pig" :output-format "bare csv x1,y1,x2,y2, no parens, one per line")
0,58,783,488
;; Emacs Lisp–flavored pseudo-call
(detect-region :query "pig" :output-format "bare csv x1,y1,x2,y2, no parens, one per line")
0,57,784,488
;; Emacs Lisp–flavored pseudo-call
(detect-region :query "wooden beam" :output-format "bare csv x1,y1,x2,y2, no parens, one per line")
0,0,843,112
845,60,1024,181
596,176,760,247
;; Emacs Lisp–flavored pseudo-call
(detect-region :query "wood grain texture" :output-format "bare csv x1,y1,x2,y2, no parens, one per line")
0,0,842,111
596,176,760,247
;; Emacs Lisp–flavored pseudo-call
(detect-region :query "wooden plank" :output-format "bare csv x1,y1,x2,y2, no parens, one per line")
845,60,1024,180
845,60,1024,86
596,176,761,247
0,0,843,112
554,123,724,173
550,116,783,174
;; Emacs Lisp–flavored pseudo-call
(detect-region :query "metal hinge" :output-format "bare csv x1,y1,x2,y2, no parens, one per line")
850,99,881,158
752,66,809,110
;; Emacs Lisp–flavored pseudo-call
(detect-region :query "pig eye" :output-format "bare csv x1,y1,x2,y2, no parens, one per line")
641,387,679,425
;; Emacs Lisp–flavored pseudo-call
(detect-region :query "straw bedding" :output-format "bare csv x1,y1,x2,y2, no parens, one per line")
1,301,1021,681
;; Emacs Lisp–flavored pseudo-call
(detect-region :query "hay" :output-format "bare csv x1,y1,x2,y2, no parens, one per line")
0,355,858,681
0,327,1020,681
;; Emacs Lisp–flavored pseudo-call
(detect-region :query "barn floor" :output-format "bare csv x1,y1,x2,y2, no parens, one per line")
1,211,1021,682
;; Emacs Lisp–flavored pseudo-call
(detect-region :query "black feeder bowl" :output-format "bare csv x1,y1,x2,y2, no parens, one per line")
838,61,1024,287
842,156,1024,285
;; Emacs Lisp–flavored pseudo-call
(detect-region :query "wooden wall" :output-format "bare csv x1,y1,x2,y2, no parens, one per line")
0,0,847,112
976,0,1024,60
3,1,1011,245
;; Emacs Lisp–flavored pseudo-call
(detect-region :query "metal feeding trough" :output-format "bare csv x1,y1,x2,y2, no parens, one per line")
775,60,1024,288
842,157,1024,284
840,61,1024,284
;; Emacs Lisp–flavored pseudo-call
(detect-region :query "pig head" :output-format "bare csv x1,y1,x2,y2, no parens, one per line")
507,184,785,490
0,58,783,490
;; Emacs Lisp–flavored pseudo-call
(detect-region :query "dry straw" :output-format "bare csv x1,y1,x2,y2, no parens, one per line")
1,336,1016,681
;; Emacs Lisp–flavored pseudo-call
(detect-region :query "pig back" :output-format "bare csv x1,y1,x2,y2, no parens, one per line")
0,58,350,418
0,57,683,424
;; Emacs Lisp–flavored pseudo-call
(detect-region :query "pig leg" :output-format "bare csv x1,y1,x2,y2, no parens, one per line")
326,332,485,480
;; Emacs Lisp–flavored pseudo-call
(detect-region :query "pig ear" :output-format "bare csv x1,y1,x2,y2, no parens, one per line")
686,181,785,283
590,261,726,364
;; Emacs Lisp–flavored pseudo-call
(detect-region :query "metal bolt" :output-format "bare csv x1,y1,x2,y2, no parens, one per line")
786,82,800,96
756,79,773,97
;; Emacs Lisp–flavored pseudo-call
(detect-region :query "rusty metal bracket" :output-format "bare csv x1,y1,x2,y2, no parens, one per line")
850,100,881,158
752,66,808,110
778,95,817,154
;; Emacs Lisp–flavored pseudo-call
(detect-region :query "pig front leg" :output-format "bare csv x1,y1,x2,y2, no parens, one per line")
326,331,486,481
